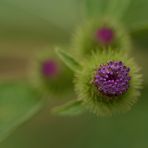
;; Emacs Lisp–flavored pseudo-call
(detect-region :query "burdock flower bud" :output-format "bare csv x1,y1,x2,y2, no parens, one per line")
29,49,73,96
72,18,131,58
41,59,59,78
95,27,114,45
93,61,131,97
75,50,142,116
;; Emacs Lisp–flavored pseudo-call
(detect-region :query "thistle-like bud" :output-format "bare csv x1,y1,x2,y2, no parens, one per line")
29,49,73,96
75,50,142,116
93,61,131,98
41,59,59,78
72,18,131,58
95,27,114,45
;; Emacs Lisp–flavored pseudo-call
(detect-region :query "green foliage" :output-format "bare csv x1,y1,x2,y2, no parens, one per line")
55,48,81,72
85,0,148,31
106,0,131,20
0,82,44,142
85,0,130,20
0,0,148,37
85,0,109,18
52,100,85,116
122,0,148,31
1,87,148,148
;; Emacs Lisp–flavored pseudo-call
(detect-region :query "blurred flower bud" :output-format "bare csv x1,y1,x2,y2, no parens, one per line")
29,49,74,97
72,18,131,59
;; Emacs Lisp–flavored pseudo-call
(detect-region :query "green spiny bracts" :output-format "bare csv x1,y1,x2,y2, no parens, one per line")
72,18,131,59
29,49,74,96
75,50,142,116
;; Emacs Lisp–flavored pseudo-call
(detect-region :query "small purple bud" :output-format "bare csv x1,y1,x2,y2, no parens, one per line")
93,61,131,97
42,59,59,78
96,27,114,45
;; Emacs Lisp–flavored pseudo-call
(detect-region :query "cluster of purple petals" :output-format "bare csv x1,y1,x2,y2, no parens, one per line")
96,27,114,45
42,59,59,78
93,61,131,97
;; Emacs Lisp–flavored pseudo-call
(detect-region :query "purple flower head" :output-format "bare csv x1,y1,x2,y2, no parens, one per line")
42,59,59,78
93,61,131,97
96,27,114,45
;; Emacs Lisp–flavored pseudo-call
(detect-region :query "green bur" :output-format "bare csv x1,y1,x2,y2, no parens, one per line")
71,18,131,59
29,49,74,97
54,49,143,116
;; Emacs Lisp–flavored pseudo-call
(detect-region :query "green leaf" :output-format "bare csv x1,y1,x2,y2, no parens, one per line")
106,0,131,20
52,100,85,116
0,82,44,142
85,0,148,31
85,0,130,20
85,0,109,18
55,48,81,72
122,0,148,31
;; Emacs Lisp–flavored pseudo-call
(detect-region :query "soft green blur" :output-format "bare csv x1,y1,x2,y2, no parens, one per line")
0,0,148,148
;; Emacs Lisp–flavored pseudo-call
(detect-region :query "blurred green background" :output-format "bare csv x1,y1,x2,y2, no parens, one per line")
0,0,148,148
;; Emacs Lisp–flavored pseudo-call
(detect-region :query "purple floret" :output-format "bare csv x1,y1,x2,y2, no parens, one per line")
42,59,59,77
93,61,131,97
96,27,114,45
